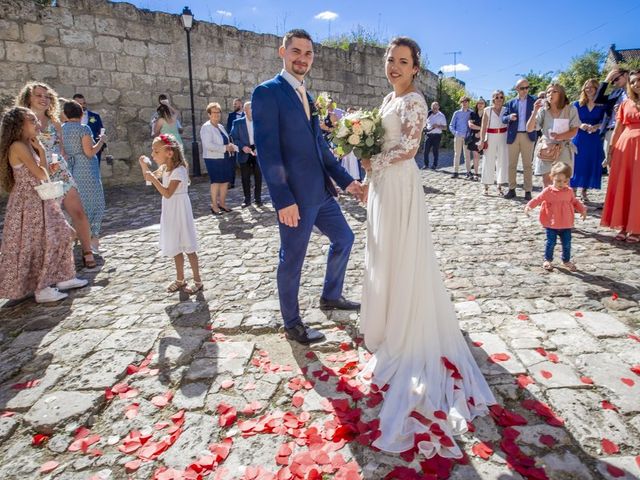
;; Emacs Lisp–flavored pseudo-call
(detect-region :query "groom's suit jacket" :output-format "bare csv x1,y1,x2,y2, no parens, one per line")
252,74,354,211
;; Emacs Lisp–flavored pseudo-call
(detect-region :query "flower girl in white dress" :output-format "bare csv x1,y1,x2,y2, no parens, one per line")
139,133,202,294
360,37,496,460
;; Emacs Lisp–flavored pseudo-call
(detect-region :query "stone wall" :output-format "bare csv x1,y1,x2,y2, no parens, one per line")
0,0,438,186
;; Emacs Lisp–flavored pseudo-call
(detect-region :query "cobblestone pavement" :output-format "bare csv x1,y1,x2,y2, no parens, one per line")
0,160,639,480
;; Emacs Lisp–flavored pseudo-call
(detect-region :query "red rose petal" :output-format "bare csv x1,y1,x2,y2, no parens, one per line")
629,334,640,343
125,460,141,473
40,461,59,473
434,410,447,420
516,375,534,388
540,370,553,379
471,441,493,459
517,313,529,321
292,392,305,408
488,353,511,363
32,434,49,446
574,311,583,317
611,292,618,300
547,353,559,363
621,377,635,387
467,295,476,301
220,379,235,389
601,438,619,455
602,400,619,411
606,464,626,478
125,403,139,419
539,434,557,447
630,365,640,376
472,341,483,347
580,376,594,385
534,347,548,357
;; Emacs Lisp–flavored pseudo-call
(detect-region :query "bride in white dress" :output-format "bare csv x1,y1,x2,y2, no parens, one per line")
360,37,496,459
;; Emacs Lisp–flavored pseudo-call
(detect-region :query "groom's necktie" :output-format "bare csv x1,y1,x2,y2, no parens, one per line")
296,85,311,121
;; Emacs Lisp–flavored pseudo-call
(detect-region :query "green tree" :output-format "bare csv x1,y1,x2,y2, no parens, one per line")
436,78,469,148
508,70,554,99
557,48,605,101
617,59,640,73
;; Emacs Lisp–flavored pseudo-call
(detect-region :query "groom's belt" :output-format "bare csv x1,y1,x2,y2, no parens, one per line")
487,127,507,134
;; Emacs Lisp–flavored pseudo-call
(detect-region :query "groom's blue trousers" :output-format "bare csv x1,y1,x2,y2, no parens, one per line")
277,194,354,329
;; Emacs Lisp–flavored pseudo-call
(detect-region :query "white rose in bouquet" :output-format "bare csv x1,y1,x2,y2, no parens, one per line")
335,123,350,138
352,122,363,136
348,133,361,145
361,119,374,135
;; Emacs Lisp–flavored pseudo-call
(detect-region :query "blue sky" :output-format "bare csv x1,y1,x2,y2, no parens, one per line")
116,0,639,97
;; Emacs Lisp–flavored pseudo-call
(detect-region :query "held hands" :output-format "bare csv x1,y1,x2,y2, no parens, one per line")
226,143,238,153
345,180,365,202
242,146,252,154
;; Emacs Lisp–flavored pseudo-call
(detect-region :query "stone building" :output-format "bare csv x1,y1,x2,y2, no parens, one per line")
0,0,438,186
604,43,640,71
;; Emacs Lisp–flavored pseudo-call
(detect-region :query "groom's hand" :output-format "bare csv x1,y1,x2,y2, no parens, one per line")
278,204,301,228
345,181,364,202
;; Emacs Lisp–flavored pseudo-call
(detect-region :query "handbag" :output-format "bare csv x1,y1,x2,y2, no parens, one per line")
34,168,63,200
535,139,562,162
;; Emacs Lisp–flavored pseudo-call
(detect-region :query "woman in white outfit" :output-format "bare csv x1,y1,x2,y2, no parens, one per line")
360,37,496,460
479,90,509,195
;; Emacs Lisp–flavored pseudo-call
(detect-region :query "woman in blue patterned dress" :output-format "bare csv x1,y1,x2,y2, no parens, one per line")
61,100,106,246
15,82,96,268
570,79,606,202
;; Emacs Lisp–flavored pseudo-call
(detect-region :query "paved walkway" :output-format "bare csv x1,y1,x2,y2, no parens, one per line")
0,164,639,480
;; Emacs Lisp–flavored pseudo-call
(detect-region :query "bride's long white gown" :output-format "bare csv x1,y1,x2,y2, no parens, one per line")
360,91,496,459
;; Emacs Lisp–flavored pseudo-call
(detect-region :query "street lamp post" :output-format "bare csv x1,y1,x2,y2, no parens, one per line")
181,6,201,177
437,70,444,103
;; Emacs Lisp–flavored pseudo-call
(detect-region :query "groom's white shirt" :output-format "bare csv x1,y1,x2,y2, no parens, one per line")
281,69,310,112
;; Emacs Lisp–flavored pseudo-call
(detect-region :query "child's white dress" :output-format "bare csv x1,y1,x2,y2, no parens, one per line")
159,166,198,257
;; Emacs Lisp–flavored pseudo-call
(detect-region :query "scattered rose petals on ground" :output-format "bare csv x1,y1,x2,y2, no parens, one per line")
606,464,626,478
292,392,305,408
521,399,564,427
489,405,528,427
516,375,534,388
629,334,640,343
467,295,476,301
488,353,511,363
574,311,583,317
471,441,493,459
11,379,41,390
0,411,15,417
32,434,49,446
40,461,59,473
125,459,141,473
580,376,594,385
547,353,559,363
611,292,618,300
220,379,235,390
540,370,553,379
125,403,139,419
621,377,635,387
601,438,619,455
602,400,619,411
517,313,529,321
472,341,483,347
151,391,174,408
539,435,557,447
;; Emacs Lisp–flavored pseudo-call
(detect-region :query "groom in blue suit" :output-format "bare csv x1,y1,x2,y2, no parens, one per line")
252,29,363,345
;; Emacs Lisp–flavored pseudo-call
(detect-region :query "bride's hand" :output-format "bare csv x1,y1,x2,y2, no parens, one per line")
361,184,369,204
361,157,371,171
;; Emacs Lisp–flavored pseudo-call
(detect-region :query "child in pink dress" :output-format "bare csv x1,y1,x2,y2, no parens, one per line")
0,107,86,303
525,162,587,272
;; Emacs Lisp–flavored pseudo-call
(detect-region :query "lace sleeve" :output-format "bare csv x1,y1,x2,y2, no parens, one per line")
371,93,427,175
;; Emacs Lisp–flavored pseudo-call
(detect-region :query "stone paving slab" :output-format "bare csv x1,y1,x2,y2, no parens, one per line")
0,169,639,478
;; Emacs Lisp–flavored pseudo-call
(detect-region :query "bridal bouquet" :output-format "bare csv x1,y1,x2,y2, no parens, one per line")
330,109,384,159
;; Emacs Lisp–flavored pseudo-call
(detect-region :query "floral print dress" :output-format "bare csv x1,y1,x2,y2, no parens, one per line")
0,151,76,299
38,121,77,195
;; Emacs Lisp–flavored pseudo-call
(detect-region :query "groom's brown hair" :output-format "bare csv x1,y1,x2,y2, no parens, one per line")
283,29,313,48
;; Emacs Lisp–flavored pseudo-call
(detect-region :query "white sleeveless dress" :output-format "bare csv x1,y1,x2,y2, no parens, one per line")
159,166,198,257
360,92,496,459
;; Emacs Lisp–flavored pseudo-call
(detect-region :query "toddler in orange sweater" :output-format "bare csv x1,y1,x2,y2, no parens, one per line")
525,162,586,272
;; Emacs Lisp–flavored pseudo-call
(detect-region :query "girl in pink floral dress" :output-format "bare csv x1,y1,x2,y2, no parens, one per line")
0,107,86,303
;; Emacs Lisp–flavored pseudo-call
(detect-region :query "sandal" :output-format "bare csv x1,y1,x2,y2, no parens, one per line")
542,260,554,271
562,261,577,272
625,235,640,244
166,279,186,292
83,251,97,269
484,185,489,196
614,231,627,241
184,281,204,294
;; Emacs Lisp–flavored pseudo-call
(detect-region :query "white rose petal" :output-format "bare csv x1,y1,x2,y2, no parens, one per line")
347,133,361,145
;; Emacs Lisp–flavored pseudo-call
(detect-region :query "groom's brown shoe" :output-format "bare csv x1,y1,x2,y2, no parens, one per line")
319,296,360,311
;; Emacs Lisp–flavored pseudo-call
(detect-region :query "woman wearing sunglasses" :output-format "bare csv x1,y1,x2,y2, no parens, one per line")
478,90,509,195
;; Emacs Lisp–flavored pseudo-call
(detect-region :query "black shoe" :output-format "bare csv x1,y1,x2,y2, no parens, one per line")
524,191,532,201
465,172,473,179
241,201,251,208
503,189,516,199
430,165,437,170
452,172,459,179
255,201,263,207
284,324,326,345
210,207,223,216
319,296,360,311
220,206,232,212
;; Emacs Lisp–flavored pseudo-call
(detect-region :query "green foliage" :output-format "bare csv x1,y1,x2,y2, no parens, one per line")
616,59,640,73
508,70,554,99
557,48,605,101
321,25,386,51
435,78,470,148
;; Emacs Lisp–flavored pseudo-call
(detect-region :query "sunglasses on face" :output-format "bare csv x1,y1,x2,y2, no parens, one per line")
494,96,504,99
518,86,530,90
611,75,623,83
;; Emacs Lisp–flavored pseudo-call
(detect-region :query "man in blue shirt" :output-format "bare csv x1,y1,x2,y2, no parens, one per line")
449,97,472,178
502,79,537,200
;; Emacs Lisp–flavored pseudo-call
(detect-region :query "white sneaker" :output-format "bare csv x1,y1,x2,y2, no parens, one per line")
56,278,88,290
35,287,68,303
